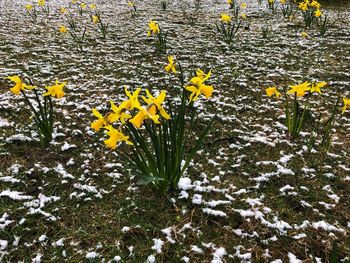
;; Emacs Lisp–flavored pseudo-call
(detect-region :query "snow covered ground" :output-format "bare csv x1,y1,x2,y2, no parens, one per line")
0,0,349,262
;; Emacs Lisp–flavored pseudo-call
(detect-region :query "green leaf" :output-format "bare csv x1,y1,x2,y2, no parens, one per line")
137,176,165,186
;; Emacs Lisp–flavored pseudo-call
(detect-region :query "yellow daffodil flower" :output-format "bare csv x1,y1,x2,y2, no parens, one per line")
128,1,135,7
90,4,96,10
165,55,177,74
6,75,35,95
240,13,247,19
60,7,67,14
124,87,142,110
185,69,214,102
299,2,308,11
342,98,350,114
91,109,107,131
314,9,322,17
38,0,45,7
103,125,133,149
59,25,68,33
265,87,282,98
142,90,170,120
80,2,87,9
71,0,77,4
310,0,321,8
301,31,309,38
130,106,160,128
147,20,160,36
280,0,286,4
220,13,232,23
241,2,247,8
310,81,326,94
287,81,311,97
25,4,33,11
227,0,233,4
92,15,99,24
43,80,66,99
108,100,132,124
268,0,275,3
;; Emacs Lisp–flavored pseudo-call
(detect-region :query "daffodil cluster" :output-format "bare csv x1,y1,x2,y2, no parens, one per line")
265,80,349,151
57,2,102,50
91,57,215,192
265,80,327,139
5,76,66,147
91,87,170,149
298,0,323,27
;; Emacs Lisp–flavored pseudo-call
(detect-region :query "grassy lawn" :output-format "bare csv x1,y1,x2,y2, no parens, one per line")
0,0,350,262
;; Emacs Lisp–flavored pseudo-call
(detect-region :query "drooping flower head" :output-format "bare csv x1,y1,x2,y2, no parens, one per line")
6,75,35,95
38,0,45,7
301,31,309,38
314,9,322,17
185,69,214,102
25,4,33,11
103,125,133,149
165,56,177,74
124,87,142,110
342,98,350,114
107,100,132,124
142,89,170,120
265,87,282,99
299,2,308,11
310,0,321,8
240,13,247,19
60,7,67,14
287,81,311,97
147,20,160,36
92,15,100,24
43,80,66,98
310,81,326,94
91,108,108,131
59,25,68,33
130,106,160,129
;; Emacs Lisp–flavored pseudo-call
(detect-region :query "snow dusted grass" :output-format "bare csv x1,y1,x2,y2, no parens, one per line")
1,0,350,262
